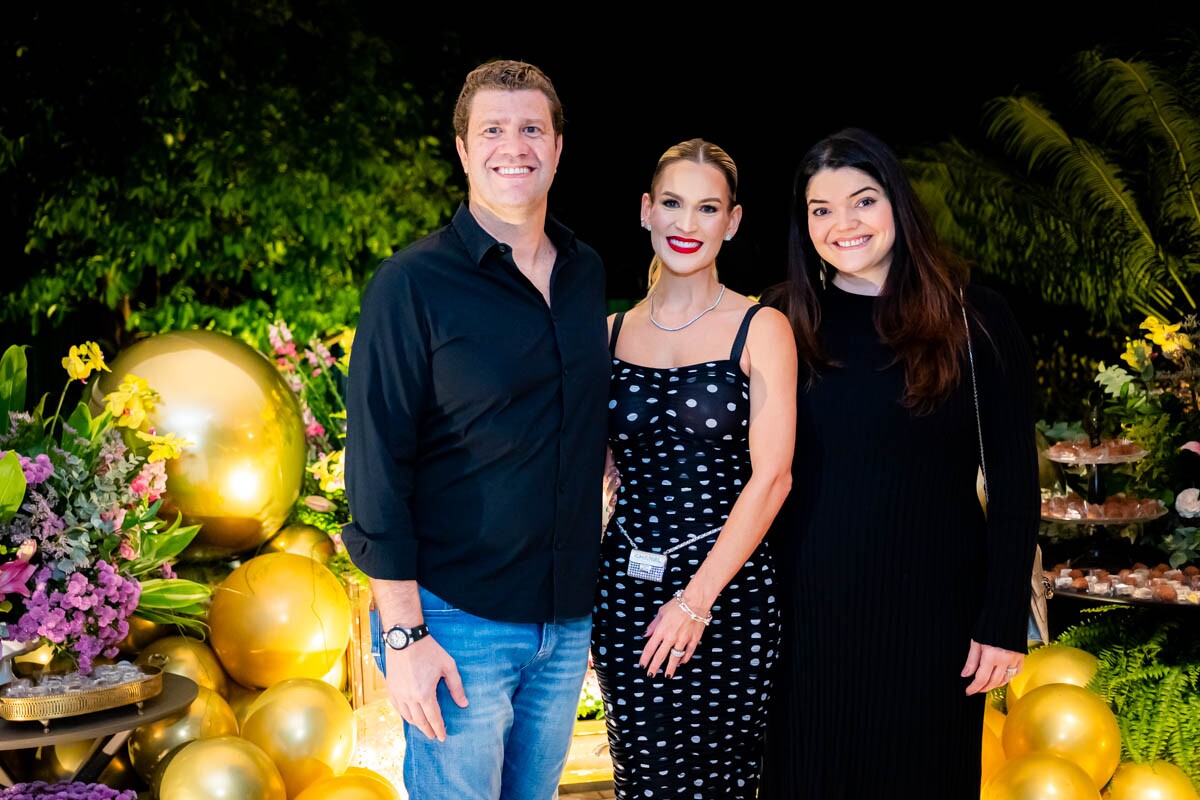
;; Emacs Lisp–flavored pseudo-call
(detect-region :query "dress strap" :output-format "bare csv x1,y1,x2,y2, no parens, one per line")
609,312,626,356
729,304,763,362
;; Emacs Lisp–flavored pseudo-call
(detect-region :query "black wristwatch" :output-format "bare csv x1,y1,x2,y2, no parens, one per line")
382,623,430,651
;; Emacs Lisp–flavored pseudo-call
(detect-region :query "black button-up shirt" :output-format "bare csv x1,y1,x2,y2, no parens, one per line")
342,204,609,623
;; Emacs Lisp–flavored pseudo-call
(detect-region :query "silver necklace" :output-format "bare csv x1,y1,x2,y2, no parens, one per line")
648,284,726,332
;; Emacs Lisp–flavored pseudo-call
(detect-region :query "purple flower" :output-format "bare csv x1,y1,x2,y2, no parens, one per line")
17,454,53,486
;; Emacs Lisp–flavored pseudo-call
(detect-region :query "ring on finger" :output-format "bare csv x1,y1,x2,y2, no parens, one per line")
1005,666,1019,676
669,647,686,658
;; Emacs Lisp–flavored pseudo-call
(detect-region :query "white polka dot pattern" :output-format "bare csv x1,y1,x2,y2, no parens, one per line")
592,307,779,799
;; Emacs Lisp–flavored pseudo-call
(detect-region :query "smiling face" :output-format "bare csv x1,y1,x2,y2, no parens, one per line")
642,160,741,279
455,88,562,224
805,166,895,291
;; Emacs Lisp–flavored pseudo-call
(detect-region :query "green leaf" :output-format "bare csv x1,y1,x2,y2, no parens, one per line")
0,451,27,525
137,577,212,611
0,345,28,424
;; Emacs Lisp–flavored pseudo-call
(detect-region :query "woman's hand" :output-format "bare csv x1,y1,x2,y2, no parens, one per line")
962,640,1024,695
640,593,708,679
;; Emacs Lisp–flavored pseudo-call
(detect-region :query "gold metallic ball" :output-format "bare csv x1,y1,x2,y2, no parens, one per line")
126,684,239,782
1002,683,1121,790
984,704,1006,739
157,735,287,800
208,552,351,689
28,739,137,789
982,725,1006,787
134,634,230,698
226,680,265,729
983,752,1101,800
93,329,307,560
115,613,169,657
263,523,336,564
294,770,402,800
1007,644,1099,708
1103,761,1200,800
240,677,357,798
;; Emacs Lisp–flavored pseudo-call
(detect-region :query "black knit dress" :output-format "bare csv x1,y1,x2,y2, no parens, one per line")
760,283,1040,798
593,306,780,799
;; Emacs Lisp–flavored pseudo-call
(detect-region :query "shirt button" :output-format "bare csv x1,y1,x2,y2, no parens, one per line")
497,244,509,254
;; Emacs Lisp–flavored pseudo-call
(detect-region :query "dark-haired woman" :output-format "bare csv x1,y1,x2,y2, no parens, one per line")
759,128,1040,798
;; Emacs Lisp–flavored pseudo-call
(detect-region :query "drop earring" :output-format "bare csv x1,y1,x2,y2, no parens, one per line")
818,258,829,289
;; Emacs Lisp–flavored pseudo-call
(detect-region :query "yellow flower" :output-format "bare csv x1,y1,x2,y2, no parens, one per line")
104,374,159,429
61,342,110,383
1121,338,1152,369
135,430,193,462
1140,316,1194,359
309,449,345,493
336,328,355,370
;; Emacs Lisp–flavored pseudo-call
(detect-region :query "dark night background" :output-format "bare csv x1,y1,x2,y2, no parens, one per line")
392,17,1195,303
3,8,1196,327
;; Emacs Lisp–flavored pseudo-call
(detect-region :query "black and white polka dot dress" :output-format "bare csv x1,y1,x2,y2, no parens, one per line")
592,305,780,800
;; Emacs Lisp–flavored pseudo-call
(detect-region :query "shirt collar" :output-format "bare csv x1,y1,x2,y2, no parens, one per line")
450,202,578,269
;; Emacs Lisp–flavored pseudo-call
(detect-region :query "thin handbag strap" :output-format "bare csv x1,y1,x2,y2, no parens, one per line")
961,288,988,503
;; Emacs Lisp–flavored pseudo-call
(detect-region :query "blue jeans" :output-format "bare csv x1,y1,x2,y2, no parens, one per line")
400,587,591,800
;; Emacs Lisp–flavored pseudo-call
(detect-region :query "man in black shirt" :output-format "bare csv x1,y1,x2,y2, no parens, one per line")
342,60,609,799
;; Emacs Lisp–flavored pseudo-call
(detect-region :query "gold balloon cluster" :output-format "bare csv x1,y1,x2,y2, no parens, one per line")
1104,761,1200,800
240,677,358,797
295,768,402,800
93,329,307,560
134,635,230,698
208,552,352,689
1007,643,1099,706
157,736,287,800
127,685,239,783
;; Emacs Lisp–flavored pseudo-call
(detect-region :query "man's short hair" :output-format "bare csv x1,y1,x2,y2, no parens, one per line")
453,59,564,142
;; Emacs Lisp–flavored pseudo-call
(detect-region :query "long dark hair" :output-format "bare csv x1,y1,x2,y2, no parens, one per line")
763,127,972,414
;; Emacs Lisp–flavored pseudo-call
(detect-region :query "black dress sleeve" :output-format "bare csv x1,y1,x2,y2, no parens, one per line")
966,284,1042,651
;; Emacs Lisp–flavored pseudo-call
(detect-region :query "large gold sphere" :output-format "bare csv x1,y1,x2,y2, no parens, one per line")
294,770,402,800
1104,761,1200,800
983,752,1102,800
1002,683,1121,789
226,680,265,729
208,552,351,689
134,634,230,698
240,677,357,798
1007,644,1099,708
93,329,307,560
985,704,1006,739
263,523,336,564
116,614,169,656
126,684,239,782
982,725,1006,787
158,735,287,800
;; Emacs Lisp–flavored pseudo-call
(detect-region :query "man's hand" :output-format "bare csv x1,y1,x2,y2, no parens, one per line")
384,637,468,742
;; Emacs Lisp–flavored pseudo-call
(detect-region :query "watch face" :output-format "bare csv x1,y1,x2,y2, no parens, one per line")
384,626,410,650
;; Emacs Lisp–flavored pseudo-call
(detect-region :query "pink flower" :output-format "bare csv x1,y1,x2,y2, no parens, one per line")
99,507,126,533
1182,441,1200,456
0,559,36,598
130,460,168,502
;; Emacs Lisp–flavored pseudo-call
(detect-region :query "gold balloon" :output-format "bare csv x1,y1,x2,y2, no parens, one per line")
264,523,336,564
208,552,352,688
126,684,239,782
321,647,348,691
116,613,169,656
1104,761,1200,800
985,704,1006,739
92,329,307,560
226,680,265,729
241,677,357,798
983,752,1101,800
982,725,1007,786
1003,683,1122,789
28,739,137,789
294,771,402,800
1007,644,1099,708
134,634,230,698
158,735,287,800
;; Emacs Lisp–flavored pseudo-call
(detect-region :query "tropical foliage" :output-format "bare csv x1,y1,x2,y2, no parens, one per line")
0,1,461,349
904,29,1200,421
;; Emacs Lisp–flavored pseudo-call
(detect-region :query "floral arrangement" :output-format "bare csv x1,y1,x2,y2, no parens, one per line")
1041,315,1200,567
0,781,136,800
0,343,211,673
263,320,360,580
